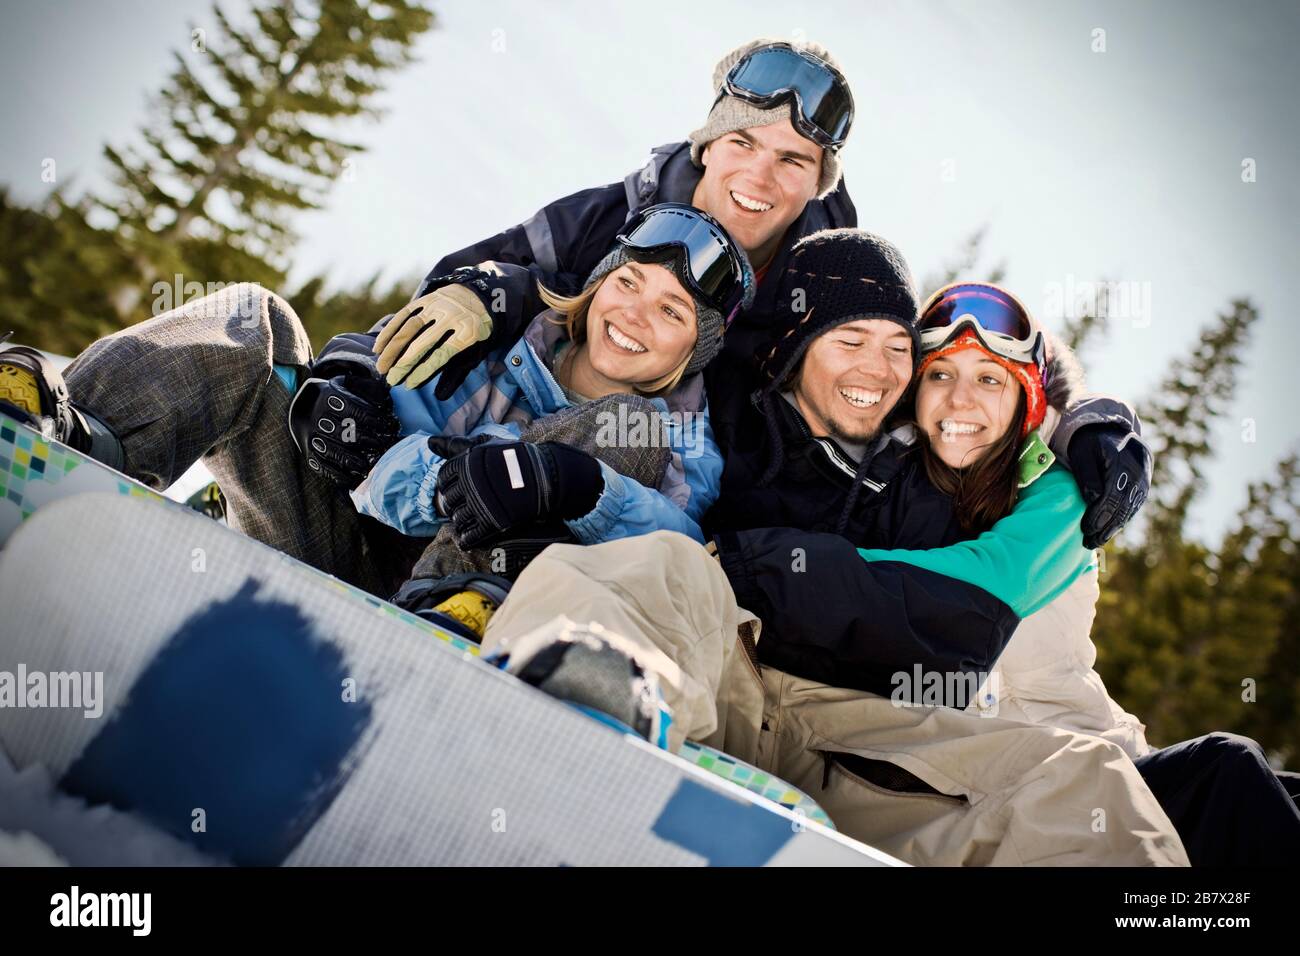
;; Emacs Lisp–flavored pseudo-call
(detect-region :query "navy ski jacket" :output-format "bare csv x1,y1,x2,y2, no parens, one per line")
415,140,858,387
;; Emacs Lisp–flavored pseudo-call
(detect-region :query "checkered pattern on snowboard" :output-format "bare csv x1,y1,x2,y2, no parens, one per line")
0,412,161,543
681,741,835,830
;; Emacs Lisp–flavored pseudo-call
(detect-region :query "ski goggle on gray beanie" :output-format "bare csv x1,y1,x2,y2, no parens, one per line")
583,238,756,378
689,38,850,199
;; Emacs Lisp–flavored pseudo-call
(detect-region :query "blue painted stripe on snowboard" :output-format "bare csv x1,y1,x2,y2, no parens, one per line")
652,778,794,865
60,578,371,866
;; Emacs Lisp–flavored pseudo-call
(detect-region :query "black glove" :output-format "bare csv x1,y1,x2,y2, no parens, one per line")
289,337,401,488
432,346,496,402
1068,424,1152,549
430,437,604,549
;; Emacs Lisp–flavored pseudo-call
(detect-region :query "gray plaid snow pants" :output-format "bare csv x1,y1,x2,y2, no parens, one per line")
64,282,423,597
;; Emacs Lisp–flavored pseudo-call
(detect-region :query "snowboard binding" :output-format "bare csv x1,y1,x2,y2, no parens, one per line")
0,341,85,447
485,616,673,750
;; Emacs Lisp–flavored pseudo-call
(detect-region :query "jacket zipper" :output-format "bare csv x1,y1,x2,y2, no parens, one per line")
814,438,887,491
780,397,889,492
736,620,761,678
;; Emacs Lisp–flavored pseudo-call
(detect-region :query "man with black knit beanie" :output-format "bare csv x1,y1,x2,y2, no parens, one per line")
746,228,921,467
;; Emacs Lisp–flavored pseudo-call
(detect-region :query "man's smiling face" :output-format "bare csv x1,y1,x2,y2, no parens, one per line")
791,319,914,444
691,119,822,270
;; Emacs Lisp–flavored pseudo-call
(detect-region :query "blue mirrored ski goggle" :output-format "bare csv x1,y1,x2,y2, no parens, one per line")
616,203,748,322
720,43,854,150
919,283,1045,367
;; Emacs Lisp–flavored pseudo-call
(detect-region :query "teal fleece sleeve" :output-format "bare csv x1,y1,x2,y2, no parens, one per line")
857,464,1094,618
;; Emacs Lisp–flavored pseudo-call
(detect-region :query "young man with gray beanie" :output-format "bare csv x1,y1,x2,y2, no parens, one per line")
371,37,856,401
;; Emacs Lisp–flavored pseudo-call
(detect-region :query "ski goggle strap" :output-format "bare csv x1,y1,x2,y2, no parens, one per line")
616,203,748,321
721,44,854,149
919,282,1045,367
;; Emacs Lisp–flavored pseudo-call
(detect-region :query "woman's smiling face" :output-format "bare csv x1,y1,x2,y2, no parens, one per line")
584,261,698,387
915,348,1023,468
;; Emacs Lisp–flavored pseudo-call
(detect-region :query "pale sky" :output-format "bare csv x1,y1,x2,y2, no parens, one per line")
2,0,1296,543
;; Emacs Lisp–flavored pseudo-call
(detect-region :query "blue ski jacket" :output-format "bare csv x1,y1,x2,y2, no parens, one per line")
350,310,722,545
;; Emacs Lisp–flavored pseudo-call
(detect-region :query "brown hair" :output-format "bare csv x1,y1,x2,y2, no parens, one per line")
917,391,1027,535
537,273,693,397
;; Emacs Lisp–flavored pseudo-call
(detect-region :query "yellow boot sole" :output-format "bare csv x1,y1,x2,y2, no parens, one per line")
432,590,497,640
0,361,44,417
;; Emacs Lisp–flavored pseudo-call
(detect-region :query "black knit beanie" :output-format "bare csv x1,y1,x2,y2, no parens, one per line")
758,228,920,388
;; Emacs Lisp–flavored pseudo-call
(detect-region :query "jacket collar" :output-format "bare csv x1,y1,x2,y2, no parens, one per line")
523,309,570,371
624,142,695,213
769,391,904,492
1017,430,1056,488
658,142,703,205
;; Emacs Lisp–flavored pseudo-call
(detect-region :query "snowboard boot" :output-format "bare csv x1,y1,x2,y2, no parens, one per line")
390,572,513,643
0,343,124,470
185,481,227,522
485,616,672,749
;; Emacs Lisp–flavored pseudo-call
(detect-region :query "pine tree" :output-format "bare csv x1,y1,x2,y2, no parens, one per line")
1092,300,1281,754
1138,299,1258,542
0,189,134,355
1212,456,1300,763
1098,454,1299,762
97,0,434,317
2,0,435,354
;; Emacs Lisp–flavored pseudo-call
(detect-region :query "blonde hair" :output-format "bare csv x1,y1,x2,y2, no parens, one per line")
538,273,693,397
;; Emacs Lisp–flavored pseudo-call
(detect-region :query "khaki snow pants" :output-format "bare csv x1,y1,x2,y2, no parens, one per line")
484,531,1190,867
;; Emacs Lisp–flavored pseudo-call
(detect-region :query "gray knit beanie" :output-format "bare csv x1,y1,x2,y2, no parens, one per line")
584,241,756,378
688,38,847,200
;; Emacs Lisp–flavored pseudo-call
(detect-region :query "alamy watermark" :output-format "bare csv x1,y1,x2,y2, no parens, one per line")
151,274,260,325
891,665,999,715
594,405,706,459
1042,274,1152,328
50,886,151,936
0,665,103,718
